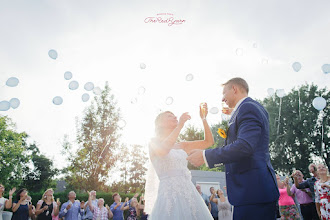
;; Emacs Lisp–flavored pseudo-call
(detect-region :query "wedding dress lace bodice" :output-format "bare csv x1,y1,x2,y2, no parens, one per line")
152,149,191,180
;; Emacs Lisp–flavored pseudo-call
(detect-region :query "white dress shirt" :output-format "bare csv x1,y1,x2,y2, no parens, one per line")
203,96,248,167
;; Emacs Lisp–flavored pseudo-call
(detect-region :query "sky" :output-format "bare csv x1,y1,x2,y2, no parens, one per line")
0,0,329,170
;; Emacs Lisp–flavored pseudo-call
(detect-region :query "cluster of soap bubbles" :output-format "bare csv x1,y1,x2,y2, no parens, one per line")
159,73,195,106
0,77,21,111
129,63,148,105
52,71,100,105
130,86,146,105
292,61,330,75
49,50,102,106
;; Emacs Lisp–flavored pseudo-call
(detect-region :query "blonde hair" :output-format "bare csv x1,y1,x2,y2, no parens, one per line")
154,111,174,137
130,198,138,207
222,77,249,94
316,163,329,174
308,163,317,172
41,188,54,202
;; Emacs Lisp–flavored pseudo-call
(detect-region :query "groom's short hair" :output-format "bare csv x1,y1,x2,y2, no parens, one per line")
222,77,249,94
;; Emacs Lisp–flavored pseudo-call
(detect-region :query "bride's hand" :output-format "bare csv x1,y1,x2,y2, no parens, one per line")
178,112,191,127
199,103,208,119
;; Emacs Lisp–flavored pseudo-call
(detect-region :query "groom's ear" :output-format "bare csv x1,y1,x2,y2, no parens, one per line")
232,85,238,94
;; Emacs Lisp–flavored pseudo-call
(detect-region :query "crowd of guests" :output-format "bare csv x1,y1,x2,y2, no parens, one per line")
276,163,330,220
196,184,232,220
0,188,147,220
1,162,330,220
194,162,330,220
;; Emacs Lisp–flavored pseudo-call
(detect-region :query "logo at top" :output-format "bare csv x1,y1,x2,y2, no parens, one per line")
144,13,186,26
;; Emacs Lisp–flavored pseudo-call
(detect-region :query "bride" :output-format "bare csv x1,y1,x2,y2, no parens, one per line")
144,104,214,220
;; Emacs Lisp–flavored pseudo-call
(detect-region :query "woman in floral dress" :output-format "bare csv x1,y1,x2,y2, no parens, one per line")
315,163,330,220
120,197,140,220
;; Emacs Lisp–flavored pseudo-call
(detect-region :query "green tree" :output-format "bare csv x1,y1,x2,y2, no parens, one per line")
64,82,122,191
0,116,30,188
262,84,330,175
116,144,148,193
23,144,58,192
179,124,225,172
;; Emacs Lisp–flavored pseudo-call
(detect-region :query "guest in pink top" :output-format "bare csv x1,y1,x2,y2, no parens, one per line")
277,175,300,220
288,170,318,220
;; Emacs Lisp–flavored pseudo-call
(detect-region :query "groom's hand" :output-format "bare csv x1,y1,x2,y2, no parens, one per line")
187,149,205,167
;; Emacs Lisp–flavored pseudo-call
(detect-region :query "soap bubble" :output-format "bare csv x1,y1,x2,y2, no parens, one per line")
93,87,102,95
210,107,219,114
131,97,138,104
186,74,194,81
82,93,90,102
69,81,79,90
140,63,146,69
6,77,19,87
236,48,243,56
52,96,63,105
64,71,72,80
165,97,174,105
9,98,20,109
48,49,58,59
138,86,146,95
0,101,10,111
84,82,94,91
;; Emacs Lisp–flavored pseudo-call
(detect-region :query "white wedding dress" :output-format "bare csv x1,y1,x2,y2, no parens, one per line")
145,148,213,220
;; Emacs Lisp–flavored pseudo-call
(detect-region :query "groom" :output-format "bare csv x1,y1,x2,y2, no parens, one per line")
187,77,279,220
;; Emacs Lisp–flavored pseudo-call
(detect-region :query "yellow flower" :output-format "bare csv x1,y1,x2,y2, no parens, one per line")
217,128,227,139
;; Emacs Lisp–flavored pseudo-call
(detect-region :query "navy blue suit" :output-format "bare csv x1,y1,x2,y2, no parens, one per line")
205,97,279,220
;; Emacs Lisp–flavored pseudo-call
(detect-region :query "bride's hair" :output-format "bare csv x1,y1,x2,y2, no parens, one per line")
155,111,173,137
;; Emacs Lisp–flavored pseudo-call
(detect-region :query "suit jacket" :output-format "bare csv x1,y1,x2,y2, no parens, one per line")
205,97,279,206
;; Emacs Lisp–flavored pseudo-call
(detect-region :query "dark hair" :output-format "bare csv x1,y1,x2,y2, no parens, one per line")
16,188,27,201
222,77,249,94
112,193,119,200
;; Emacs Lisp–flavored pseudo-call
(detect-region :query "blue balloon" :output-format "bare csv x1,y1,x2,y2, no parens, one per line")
292,62,302,72
82,93,90,102
6,77,19,87
312,97,326,111
52,96,63,105
64,71,72,80
48,49,58,60
0,101,10,111
9,98,20,109
69,81,79,90
321,64,330,74
84,82,94,91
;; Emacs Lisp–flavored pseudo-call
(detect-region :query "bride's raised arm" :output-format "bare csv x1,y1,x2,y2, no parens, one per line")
180,103,214,154
150,112,191,157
